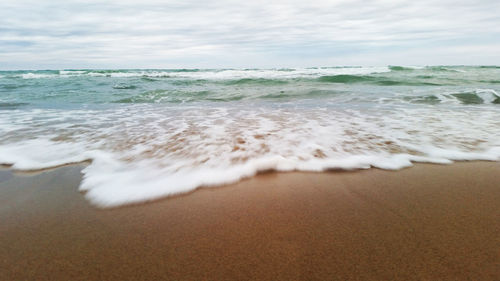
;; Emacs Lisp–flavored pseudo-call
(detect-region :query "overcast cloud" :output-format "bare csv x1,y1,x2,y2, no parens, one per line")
1,0,499,69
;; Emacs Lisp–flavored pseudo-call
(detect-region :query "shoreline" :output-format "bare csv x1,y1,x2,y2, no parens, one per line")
1,162,499,280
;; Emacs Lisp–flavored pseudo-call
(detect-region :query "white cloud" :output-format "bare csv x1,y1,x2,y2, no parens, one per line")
1,0,499,69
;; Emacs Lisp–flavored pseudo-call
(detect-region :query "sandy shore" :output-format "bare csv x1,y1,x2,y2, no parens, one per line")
0,162,499,280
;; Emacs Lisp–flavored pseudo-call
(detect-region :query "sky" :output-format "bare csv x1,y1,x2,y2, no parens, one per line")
1,0,500,69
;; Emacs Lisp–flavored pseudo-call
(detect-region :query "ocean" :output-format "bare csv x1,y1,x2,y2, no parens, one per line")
1,66,499,207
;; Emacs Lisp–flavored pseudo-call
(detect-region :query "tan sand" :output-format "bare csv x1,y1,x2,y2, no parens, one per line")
0,162,499,280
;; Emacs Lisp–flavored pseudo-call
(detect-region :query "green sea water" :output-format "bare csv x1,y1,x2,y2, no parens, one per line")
1,66,499,107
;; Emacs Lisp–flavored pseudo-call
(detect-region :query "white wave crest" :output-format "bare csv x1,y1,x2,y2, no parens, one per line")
15,67,391,80
20,73,57,79
475,89,499,104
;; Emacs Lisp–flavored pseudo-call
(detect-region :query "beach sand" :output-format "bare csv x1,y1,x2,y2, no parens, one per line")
0,162,499,280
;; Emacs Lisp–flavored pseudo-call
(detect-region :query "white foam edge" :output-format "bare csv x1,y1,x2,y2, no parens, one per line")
1,140,499,208
0,139,91,170
80,149,500,208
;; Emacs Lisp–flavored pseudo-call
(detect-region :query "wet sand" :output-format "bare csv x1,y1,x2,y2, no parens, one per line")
0,162,499,280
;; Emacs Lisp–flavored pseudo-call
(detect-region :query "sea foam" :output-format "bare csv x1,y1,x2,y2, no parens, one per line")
13,67,391,80
1,102,499,207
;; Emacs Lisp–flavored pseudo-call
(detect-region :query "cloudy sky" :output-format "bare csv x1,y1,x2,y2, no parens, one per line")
1,0,499,69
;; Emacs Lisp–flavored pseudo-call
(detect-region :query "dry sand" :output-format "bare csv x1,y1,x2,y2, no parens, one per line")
0,162,499,280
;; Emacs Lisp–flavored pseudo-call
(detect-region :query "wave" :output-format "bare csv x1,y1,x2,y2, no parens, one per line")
7,66,493,86
113,89,171,103
140,77,159,82
404,95,441,105
479,66,500,69
9,67,390,80
403,89,500,105
0,102,29,109
475,89,500,104
114,89,347,103
5,66,499,84
1,104,499,207
416,75,434,79
113,89,248,103
451,92,484,104
2,136,499,208
0,83,26,90
20,73,57,79
112,84,137,89
317,74,373,83
376,80,440,86
426,66,463,73
260,89,342,99
449,89,500,105
223,78,289,86
205,95,245,102
317,75,442,86
480,80,500,84
167,68,202,72
389,66,417,71
80,150,500,207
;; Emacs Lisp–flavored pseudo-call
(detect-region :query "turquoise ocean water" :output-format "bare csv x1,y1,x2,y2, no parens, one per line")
1,66,499,206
